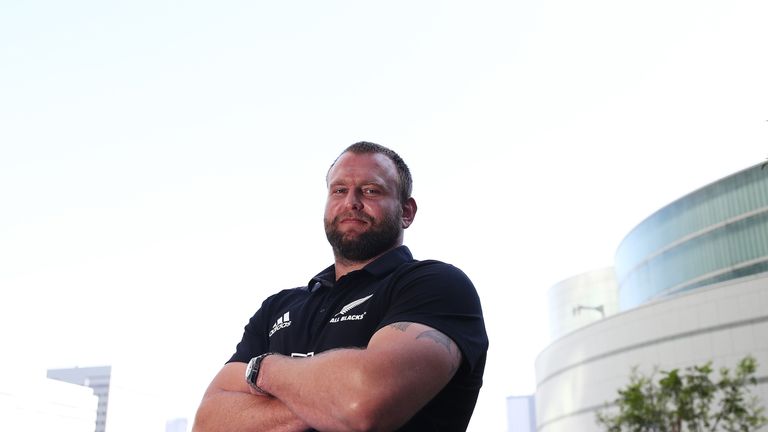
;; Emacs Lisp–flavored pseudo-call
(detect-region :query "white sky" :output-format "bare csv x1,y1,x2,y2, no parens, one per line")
1,1,767,430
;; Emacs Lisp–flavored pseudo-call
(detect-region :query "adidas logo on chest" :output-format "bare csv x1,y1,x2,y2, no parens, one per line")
269,312,291,337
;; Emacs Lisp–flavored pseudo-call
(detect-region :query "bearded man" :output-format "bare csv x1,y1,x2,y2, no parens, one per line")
193,142,488,432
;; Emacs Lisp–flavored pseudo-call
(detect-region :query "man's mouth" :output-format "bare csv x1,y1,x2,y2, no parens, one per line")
337,213,372,225
340,217,367,224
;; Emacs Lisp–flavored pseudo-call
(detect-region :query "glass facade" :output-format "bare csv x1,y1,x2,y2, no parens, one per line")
615,164,768,309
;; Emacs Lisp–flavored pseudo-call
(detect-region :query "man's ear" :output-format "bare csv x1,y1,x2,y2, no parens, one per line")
401,197,417,229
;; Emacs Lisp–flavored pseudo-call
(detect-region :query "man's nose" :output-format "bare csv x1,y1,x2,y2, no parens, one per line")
345,190,364,210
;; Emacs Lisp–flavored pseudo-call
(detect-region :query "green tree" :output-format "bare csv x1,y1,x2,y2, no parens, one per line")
596,356,767,432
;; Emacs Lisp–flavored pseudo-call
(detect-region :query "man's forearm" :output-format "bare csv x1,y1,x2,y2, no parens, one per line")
193,390,308,432
258,349,380,432
256,323,461,432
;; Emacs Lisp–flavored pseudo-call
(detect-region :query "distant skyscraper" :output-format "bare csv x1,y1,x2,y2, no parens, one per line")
507,395,536,432
166,417,188,432
47,366,111,432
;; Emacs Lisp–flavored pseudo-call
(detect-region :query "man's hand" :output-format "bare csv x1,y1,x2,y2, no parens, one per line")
192,362,309,432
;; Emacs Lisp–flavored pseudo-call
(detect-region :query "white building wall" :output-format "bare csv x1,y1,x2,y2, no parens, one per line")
535,273,768,432
547,268,619,341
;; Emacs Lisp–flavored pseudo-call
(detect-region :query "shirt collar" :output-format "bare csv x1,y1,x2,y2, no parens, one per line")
307,245,413,291
363,245,413,277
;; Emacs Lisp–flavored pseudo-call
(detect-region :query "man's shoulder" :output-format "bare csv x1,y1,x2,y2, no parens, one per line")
397,258,470,278
260,286,312,308
388,258,476,293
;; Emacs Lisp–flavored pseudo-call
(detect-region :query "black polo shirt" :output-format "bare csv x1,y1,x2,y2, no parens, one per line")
229,246,488,431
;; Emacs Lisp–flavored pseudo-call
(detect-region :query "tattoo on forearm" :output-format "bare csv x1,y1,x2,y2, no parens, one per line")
417,330,452,351
390,322,413,332
417,330,462,373
388,323,462,373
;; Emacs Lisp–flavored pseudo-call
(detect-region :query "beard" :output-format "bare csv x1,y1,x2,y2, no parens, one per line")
325,209,402,262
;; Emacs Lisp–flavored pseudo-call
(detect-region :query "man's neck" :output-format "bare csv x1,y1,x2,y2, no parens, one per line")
334,258,374,281
333,246,399,281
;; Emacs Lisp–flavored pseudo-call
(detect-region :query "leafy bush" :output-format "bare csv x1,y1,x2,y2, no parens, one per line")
596,356,767,432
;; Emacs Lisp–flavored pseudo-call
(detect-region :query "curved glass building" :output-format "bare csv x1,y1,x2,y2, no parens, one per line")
533,163,768,432
615,164,768,309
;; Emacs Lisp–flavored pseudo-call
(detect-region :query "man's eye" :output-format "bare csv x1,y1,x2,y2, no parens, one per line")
363,188,380,195
332,188,347,194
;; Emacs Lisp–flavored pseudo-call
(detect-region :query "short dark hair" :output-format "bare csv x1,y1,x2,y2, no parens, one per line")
329,141,413,203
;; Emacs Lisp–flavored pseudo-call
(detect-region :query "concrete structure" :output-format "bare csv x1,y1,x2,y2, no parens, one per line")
48,365,111,432
548,267,618,341
534,163,768,432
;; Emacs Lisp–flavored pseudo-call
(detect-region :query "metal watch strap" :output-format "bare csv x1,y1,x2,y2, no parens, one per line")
247,352,275,395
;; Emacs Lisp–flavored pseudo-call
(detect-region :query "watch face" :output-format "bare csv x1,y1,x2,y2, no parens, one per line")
245,357,257,384
244,353,272,396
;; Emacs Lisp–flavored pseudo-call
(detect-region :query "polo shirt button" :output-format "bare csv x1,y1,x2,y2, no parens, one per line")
319,308,326,313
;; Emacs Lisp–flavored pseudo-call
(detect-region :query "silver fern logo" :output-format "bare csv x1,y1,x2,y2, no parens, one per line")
329,294,373,323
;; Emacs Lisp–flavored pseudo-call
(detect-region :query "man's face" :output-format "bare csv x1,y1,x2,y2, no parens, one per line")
324,152,413,262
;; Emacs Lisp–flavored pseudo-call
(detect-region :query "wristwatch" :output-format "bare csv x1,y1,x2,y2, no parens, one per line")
245,352,275,395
